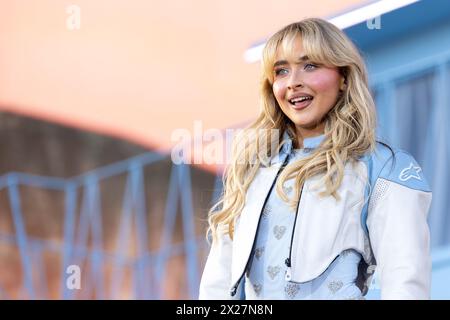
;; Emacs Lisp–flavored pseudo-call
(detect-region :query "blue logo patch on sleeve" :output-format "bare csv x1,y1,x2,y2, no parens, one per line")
399,162,423,182
380,151,431,192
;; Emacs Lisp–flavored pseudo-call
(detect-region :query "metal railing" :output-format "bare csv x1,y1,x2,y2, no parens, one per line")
0,151,209,299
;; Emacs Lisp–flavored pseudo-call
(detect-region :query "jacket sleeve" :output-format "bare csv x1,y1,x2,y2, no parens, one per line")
199,225,234,299
367,150,432,299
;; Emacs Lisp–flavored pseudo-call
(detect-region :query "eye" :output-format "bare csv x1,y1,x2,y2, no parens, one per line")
274,68,288,76
304,63,318,70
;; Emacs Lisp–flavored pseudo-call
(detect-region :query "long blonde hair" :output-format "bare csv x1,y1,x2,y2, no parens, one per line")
208,18,376,242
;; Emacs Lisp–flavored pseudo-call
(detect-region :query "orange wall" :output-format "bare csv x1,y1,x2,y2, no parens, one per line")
0,0,364,152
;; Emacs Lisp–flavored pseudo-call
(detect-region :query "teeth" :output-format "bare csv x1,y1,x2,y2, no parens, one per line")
290,96,312,104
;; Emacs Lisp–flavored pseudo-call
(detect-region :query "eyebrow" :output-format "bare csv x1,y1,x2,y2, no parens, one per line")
273,55,309,68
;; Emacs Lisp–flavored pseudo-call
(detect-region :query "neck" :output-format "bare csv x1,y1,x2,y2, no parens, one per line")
295,123,325,148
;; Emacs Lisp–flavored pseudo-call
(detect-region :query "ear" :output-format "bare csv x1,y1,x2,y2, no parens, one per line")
339,76,347,91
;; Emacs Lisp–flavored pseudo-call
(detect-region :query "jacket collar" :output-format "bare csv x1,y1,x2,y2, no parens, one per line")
270,131,325,165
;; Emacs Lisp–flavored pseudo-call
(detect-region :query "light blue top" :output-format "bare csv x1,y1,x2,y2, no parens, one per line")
244,139,364,300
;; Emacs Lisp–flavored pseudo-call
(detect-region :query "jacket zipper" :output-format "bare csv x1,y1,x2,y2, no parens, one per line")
230,154,290,297
284,184,304,281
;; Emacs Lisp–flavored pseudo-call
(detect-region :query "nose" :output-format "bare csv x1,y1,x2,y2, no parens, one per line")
287,68,304,90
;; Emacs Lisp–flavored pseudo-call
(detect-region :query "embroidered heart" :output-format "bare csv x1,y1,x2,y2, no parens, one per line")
255,247,264,260
283,185,293,194
253,283,262,296
273,225,286,240
285,283,300,298
267,265,281,280
328,280,343,294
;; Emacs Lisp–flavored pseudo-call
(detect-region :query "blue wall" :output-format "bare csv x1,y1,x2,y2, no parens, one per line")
346,0,450,299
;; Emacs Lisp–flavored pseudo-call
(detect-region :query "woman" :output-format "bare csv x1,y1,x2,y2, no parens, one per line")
199,18,432,300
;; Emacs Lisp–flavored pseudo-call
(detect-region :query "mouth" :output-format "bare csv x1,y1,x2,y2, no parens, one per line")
288,95,314,110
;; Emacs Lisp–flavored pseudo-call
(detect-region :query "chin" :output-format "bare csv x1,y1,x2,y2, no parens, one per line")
289,117,316,128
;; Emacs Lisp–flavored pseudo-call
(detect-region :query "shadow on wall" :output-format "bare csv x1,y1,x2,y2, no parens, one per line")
0,111,215,299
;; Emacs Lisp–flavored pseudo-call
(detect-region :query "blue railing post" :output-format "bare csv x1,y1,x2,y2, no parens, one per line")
179,164,199,299
155,163,179,299
73,175,105,299
111,170,133,299
130,162,149,299
61,182,77,299
87,176,105,299
7,174,35,299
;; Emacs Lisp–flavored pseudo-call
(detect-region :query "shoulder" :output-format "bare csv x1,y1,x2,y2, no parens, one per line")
362,141,431,192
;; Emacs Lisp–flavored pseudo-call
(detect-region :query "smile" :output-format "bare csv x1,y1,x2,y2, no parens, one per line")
288,96,313,110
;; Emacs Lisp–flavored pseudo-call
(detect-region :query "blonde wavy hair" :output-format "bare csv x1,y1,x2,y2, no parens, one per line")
207,18,377,243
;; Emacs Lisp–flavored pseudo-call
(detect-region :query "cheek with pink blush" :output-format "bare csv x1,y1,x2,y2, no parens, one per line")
303,68,341,93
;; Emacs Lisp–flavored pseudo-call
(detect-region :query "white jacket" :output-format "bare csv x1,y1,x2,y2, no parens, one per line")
199,134,432,300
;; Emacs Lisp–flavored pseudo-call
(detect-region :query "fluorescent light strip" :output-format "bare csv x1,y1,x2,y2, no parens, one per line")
329,0,419,29
243,0,420,63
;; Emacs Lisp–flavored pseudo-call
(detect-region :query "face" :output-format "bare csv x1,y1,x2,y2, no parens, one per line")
272,36,345,139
